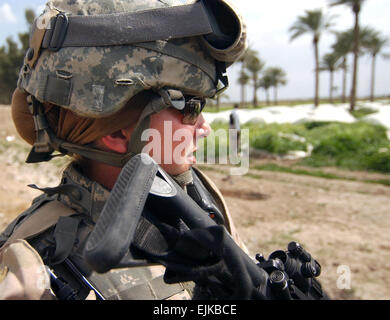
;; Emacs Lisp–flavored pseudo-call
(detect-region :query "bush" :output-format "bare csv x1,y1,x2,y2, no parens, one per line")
247,123,308,155
206,121,390,173
303,121,332,130
361,150,390,173
302,122,390,173
251,132,307,154
308,122,387,155
350,106,377,119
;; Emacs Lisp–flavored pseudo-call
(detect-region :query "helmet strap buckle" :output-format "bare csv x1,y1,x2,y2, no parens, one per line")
25,7,61,68
26,97,57,163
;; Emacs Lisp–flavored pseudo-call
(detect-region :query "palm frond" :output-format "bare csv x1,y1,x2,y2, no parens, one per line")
289,9,334,42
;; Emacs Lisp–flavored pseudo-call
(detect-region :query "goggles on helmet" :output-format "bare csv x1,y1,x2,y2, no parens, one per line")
180,97,206,125
157,89,206,125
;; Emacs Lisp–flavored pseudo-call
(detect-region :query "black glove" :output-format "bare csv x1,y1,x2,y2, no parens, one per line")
133,222,264,300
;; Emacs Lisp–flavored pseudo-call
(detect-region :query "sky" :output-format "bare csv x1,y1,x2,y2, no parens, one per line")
0,0,389,103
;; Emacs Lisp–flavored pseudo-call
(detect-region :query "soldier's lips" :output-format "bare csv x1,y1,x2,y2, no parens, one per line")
187,155,197,164
187,149,197,164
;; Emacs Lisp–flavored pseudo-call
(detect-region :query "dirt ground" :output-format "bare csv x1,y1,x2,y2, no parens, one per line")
1,105,389,300
0,105,66,230
201,163,390,300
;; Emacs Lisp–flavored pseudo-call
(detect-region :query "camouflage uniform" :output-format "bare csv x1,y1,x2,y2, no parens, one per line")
0,162,247,300
0,0,248,299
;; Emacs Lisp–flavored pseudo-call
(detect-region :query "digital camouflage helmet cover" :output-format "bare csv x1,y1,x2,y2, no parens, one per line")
16,0,247,166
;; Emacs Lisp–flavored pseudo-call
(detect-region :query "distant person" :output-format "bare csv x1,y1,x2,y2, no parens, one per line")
229,104,241,152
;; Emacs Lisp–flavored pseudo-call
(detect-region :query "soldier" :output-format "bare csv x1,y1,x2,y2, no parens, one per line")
229,103,241,153
0,0,247,300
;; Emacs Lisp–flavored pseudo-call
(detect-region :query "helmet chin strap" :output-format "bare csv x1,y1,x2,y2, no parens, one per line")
26,93,165,167
124,89,194,188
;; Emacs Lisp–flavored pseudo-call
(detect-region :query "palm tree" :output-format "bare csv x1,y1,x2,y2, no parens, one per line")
265,67,287,105
258,74,273,106
329,0,367,111
237,52,246,107
360,28,388,101
289,9,334,107
332,30,354,102
237,70,250,107
332,27,374,103
245,49,265,107
320,53,342,103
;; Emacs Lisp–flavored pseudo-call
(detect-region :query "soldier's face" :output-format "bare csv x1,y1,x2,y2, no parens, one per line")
148,108,211,175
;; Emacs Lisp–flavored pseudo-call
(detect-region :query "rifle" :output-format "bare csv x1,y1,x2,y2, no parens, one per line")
84,153,330,300
47,258,105,300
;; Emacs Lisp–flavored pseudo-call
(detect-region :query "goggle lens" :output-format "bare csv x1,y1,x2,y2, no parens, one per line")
181,97,206,125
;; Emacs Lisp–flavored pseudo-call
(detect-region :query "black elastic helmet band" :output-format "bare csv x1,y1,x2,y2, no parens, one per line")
38,1,238,53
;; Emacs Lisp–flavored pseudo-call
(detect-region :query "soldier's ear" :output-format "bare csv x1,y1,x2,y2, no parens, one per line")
100,129,130,154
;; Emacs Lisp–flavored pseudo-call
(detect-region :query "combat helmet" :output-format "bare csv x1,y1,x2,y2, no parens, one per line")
17,0,247,166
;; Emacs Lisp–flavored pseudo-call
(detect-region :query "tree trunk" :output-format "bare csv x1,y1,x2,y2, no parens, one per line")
243,85,247,107
314,38,320,107
341,57,347,103
274,85,278,105
253,76,258,107
350,7,360,112
370,54,376,102
265,89,270,105
240,83,245,107
240,62,245,107
330,70,334,104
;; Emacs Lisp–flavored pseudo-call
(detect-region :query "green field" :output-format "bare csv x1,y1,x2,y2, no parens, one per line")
203,120,390,175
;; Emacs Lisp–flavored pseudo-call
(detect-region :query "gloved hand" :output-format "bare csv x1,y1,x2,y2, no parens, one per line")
164,225,259,300
0,239,54,300
133,223,261,300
